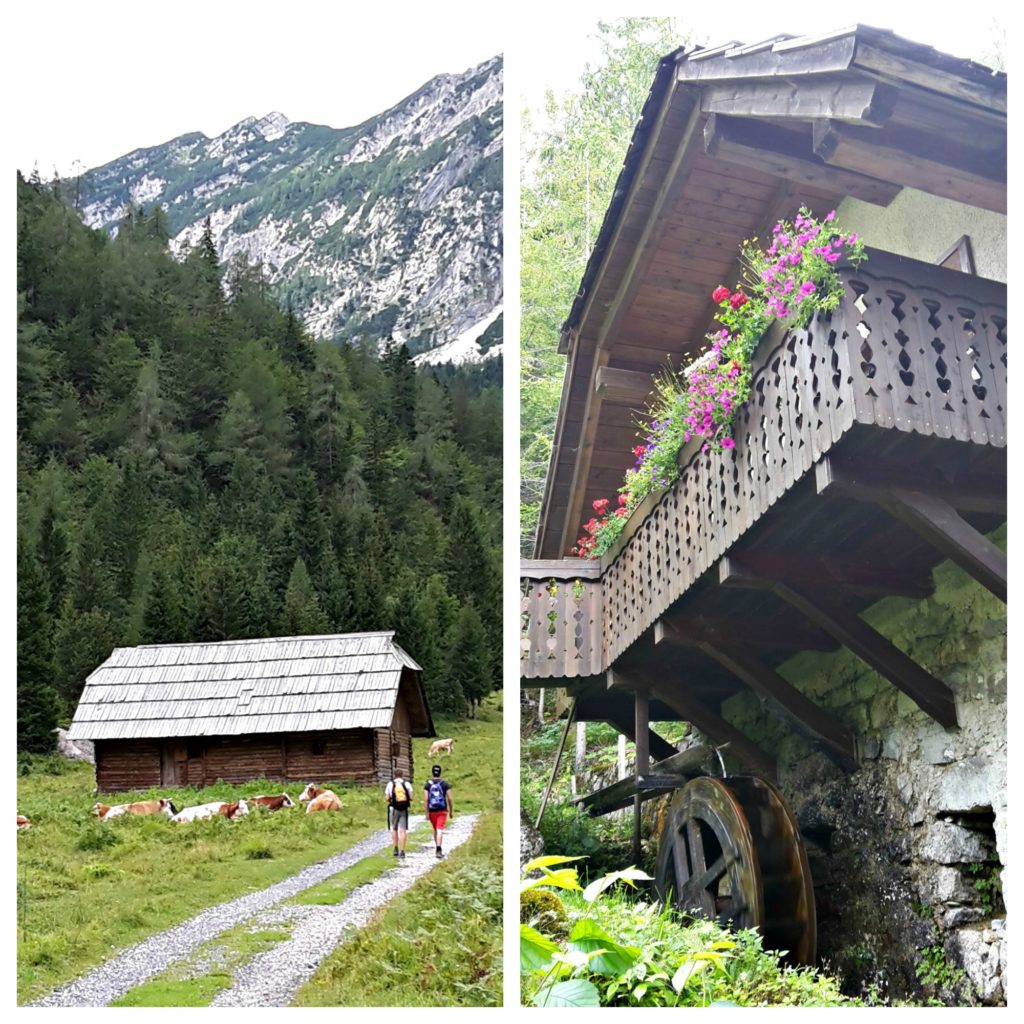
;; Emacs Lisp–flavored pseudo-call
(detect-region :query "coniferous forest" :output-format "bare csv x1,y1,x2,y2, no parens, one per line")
16,173,502,752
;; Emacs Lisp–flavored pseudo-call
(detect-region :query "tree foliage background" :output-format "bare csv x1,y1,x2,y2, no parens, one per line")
519,18,695,555
17,173,501,751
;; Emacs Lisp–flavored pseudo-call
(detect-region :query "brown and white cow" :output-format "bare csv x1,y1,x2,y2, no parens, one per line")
93,798,177,821
249,793,295,811
428,738,454,756
16,815,31,830
170,799,249,823
298,783,342,813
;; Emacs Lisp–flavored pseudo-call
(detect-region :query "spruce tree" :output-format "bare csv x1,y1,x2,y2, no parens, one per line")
17,544,60,751
280,557,330,636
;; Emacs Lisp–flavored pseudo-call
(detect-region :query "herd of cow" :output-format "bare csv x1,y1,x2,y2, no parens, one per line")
16,783,344,830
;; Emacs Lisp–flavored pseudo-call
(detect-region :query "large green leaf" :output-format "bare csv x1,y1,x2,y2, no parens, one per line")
520,923,558,973
520,867,584,894
521,854,587,873
532,978,602,1008
581,866,653,902
567,917,640,977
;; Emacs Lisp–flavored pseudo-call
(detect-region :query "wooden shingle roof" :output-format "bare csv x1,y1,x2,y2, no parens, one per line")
67,632,434,741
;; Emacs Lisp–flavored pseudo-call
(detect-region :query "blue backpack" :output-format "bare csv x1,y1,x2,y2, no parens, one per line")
427,779,447,811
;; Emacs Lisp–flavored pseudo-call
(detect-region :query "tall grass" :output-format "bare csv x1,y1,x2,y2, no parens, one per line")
294,812,503,1006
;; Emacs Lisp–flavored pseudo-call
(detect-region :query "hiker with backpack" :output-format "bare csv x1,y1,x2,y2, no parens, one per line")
385,773,413,860
424,763,453,859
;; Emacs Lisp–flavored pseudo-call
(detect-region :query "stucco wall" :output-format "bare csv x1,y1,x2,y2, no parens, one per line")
720,526,1007,1005
837,188,1006,282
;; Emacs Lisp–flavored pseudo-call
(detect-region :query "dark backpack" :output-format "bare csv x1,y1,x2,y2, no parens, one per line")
427,778,447,811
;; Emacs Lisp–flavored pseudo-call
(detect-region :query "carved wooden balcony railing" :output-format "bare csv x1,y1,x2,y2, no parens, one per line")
523,253,1007,678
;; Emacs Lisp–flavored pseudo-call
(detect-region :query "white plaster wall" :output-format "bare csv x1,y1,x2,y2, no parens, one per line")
837,188,1006,282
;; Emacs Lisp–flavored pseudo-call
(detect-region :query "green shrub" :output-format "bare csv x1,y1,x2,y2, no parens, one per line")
241,840,274,860
75,827,121,852
521,888,569,939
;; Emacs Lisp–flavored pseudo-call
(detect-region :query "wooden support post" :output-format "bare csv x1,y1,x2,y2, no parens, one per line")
719,558,958,727
535,699,575,830
633,689,650,863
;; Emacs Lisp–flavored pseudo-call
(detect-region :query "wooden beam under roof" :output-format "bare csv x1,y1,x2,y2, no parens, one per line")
704,114,900,206
594,366,657,406
718,557,959,728
700,75,898,125
812,118,1006,213
656,621,858,771
655,611,839,653
815,459,1006,603
616,667,777,779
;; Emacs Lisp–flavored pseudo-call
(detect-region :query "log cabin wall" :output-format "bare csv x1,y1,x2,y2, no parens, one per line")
94,739,162,793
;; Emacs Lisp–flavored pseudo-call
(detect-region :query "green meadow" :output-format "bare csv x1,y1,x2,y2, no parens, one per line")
17,696,503,1005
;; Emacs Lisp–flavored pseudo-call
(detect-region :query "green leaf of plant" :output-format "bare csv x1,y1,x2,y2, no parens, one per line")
522,854,587,873
520,923,557,973
582,866,654,902
567,918,640,976
532,978,602,1008
672,958,711,993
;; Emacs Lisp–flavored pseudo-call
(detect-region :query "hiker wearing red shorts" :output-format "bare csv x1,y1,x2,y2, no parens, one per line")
424,763,453,859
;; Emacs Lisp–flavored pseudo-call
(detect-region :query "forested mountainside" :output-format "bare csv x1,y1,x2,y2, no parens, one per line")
16,174,501,752
74,57,503,363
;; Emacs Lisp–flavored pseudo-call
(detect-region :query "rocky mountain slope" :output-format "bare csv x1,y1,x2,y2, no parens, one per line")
78,57,502,362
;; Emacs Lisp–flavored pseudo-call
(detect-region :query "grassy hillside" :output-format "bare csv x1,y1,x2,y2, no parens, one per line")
17,696,503,1004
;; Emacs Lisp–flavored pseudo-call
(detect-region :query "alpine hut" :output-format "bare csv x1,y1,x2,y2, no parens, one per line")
67,632,435,793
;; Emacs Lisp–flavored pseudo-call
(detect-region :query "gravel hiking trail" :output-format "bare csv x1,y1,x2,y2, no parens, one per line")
29,813,479,1007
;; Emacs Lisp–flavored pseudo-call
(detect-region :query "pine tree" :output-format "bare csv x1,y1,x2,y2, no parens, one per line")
445,601,490,718
280,557,330,636
17,544,60,751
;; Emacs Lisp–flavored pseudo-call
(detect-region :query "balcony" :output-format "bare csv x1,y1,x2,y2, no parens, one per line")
522,251,1006,682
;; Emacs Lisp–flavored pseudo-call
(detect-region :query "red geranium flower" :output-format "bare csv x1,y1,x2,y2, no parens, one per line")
592,498,610,513
729,292,748,309
712,285,730,304
618,493,629,506
633,446,646,458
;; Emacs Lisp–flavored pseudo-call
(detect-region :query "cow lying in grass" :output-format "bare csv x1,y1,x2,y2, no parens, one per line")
170,799,249,823
93,798,177,820
248,793,295,811
298,783,342,813
429,738,454,756
17,815,31,830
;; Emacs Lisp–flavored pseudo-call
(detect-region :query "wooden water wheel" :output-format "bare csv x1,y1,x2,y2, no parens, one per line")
654,775,816,966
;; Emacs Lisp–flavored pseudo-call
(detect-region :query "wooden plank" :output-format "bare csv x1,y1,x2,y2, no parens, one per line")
693,640,859,771
852,42,1006,114
520,559,603,580
704,114,900,206
576,774,685,816
701,76,898,125
678,33,858,83
718,557,958,727
812,118,1006,214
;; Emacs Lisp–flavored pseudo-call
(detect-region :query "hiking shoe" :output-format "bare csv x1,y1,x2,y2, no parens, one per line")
436,848,444,859
393,847,399,857
399,850,406,860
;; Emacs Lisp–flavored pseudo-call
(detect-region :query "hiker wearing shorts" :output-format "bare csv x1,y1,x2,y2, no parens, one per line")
424,763,453,859
385,774,413,860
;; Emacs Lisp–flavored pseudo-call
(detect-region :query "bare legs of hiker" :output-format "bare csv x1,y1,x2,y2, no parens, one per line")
390,807,408,860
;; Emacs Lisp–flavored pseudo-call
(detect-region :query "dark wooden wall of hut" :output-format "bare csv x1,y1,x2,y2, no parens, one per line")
94,722,416,793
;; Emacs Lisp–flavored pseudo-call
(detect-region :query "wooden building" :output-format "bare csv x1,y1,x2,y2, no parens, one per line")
522,26,1005,974
68,632,435,793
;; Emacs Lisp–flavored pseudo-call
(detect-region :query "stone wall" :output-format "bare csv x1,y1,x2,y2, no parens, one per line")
720,526,1006,1005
